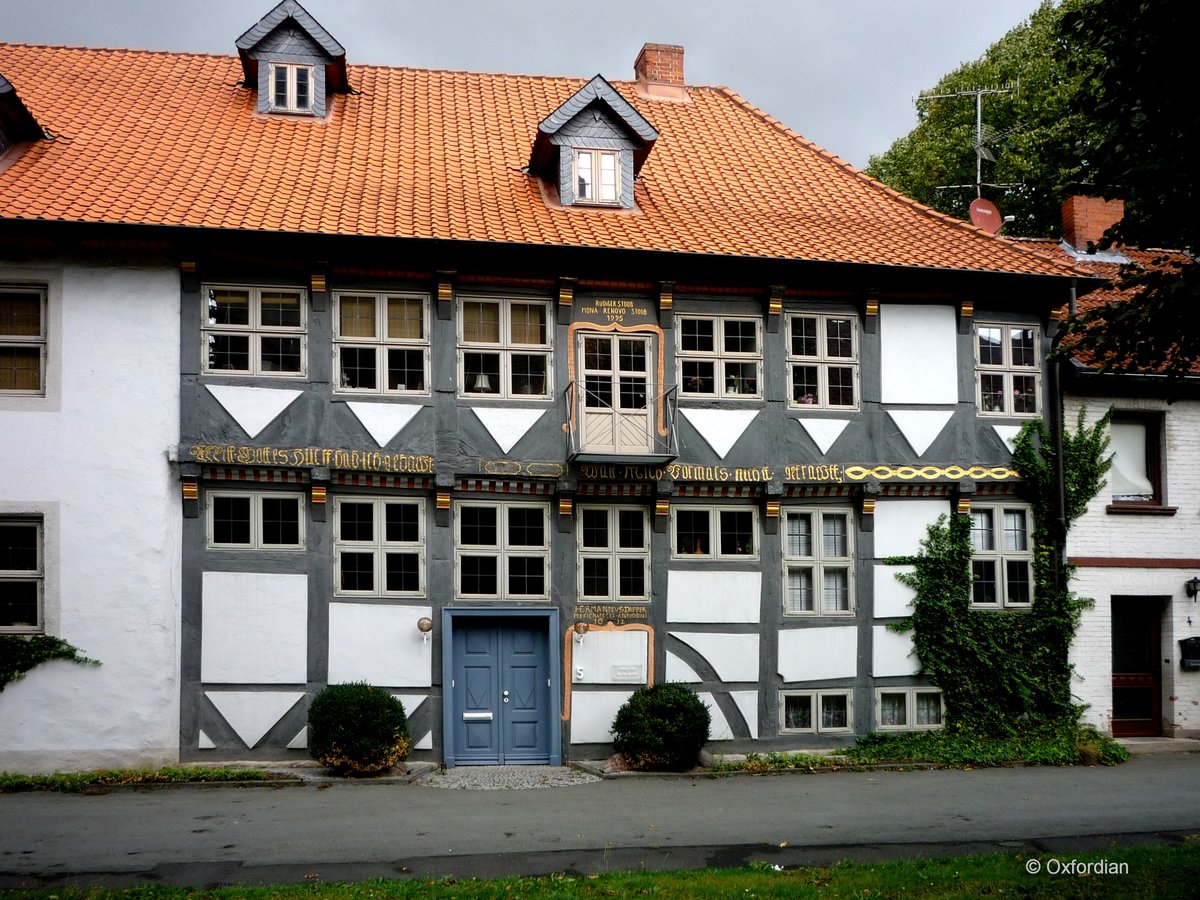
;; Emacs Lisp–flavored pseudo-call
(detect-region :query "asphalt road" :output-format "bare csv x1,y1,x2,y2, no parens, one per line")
3,754,1199,888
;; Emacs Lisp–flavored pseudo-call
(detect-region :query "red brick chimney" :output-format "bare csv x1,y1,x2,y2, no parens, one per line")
1061,195,1124,250
634,43,687,100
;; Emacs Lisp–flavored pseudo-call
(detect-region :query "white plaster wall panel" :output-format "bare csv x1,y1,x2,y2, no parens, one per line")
665,651,703,683
886,410,954,456
570,691,633,743
874,565,917,618
201,572,308,684
778,626,858,682
328,604,434,687
992,425,1021,456
287,729,308,750
873,626,920,677
572,630,649,684
700,692,734,740
470,407,546,454
879,305,958,404
731,690,759,739
346,402,422,447
667,570,761,623
206,691,306,749
0,263,182,773
678,408,759,458
670,632,760,682
414,732,434,750
198,731,216,750
394,694,429,718
872,499,948,560
206,384,302,439
794,418,849,455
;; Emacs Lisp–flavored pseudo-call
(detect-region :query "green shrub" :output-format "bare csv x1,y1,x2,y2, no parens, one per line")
308,682,410,776
612,682,710,771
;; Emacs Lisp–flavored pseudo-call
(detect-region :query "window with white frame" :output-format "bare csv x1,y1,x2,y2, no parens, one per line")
976,324,1039,416
203,285,306,376
969,503,1033,607
578,505,649,601
779,690,853,733
335,497,425,596
1,517,42,632
207,491,305,549
787,313,858,408
1109,413,1163,506
574,149,620,205
0,285,45,394
672,506,757,559
334,292,429,394
783,508,853,615
876,688,944,730
455,501,550,599
269,62,314,113
459,297,552,398
677,315,762,398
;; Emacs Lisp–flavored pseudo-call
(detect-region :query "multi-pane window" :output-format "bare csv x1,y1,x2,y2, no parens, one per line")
459,297,552,398
783,509,853,615
207,491,305,549
876,688,944,730
269,63,313,113
334,293,428,394
575,149,620,205
672,506,757,559
335,498,424,596
0,517,42,632
203,285,306,376
1109,414,1163,505
787,313,858,408
578,505,650,601
779,691,853,734
455,502,550,599
976,324,1039,416
969,504,1033,607
0,285,45,394
677,316,762,398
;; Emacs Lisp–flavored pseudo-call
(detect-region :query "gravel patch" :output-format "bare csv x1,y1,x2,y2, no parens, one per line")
417,765,600,790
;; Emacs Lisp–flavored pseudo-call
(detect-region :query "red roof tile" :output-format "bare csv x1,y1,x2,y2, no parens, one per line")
0,43,1074,276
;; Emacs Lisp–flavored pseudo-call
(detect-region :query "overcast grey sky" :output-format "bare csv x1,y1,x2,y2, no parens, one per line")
2,0,1047,169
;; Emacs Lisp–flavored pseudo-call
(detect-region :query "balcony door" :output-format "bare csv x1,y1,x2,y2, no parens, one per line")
577,333,654,455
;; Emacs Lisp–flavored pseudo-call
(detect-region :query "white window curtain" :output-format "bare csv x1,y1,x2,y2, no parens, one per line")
1109,421,1154,499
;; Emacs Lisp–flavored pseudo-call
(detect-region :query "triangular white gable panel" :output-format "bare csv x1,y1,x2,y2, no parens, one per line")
470,407,546,454
731,691,759,739
393,694,428,718
698,692,733,740
206,691,305,749
795,418,850,455
886,409,955,457
206,385,302,439
415,731,434,751
198,729,216,750
346,403,422,448
678,408,759,458
286,727,307,750
664,651,703,683
992,425,1022,456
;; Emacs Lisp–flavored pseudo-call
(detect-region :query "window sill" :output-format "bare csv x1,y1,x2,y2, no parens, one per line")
1106,504,1177,516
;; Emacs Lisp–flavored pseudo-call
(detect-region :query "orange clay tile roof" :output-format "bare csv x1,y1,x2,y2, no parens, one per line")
0,43,1074,276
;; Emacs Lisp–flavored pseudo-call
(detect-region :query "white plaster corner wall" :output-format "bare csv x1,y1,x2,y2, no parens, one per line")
0,262,182,773
570,691,633,743
1069,571,1114,733
874,564,916,618
201,572,308,684
572,630,648,685
879,304,958,405
699,692,733,740
778,626,858,682
667,570,761,623
665,650,702,682
328,604,434,687
872,626,920,677
873,498,948,559
669,632,760,682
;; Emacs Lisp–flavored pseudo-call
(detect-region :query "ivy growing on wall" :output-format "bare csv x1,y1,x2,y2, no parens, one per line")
0,635,99,692
888,410,1112,735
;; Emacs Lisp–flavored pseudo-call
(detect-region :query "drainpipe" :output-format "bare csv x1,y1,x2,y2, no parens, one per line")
1049,279,1077,590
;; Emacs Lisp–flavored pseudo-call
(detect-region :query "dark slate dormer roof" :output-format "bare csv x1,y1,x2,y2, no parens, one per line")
0,72,44,156
235,0,349,93
529,74,659,177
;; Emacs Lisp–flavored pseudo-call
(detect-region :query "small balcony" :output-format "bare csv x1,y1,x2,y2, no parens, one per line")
565,380,678,465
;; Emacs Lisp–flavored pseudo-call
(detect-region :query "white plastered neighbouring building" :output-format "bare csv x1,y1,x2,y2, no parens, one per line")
0,260,182,773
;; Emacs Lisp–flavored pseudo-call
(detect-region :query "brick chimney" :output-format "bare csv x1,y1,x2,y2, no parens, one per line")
634,43,687,100
1061,195,1124,250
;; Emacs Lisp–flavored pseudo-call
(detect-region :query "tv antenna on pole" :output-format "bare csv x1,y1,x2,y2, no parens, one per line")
917,81,1019,198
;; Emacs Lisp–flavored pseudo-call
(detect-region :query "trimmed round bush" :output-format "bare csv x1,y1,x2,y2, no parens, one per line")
611,682,711,771
308,682,410,776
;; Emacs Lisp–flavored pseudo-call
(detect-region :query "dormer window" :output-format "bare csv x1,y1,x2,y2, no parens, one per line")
270,63,313,113
575,150,620,205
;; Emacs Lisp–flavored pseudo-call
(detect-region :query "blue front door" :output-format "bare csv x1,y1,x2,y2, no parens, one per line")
451,618,551,764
